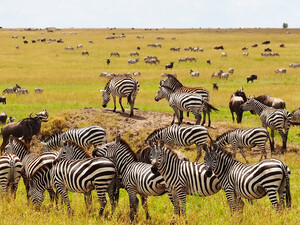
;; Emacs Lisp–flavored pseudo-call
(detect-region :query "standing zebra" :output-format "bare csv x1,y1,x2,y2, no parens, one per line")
145,125,213,161
100,77,140,117
92,135,167,221
41,125,107,152
241,97,291,152
155,85,218,125
149,141,221,217
0,154,22,199
204,144,291,213
215,127,273,162
162,74,214,127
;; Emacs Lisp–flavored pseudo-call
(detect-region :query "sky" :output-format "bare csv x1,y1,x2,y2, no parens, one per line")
0,0,299,29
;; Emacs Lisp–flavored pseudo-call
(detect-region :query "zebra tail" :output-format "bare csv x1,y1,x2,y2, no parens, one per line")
266,131,274,151
205,101,219,112
290,121,300,126
284,166,291,208
127,81,138,105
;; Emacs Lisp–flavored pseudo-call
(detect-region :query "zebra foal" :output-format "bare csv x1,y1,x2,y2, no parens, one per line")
204,144,291,213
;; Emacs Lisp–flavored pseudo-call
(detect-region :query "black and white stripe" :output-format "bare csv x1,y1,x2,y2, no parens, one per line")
241,97,291,152
145,125,212,161
216,127,272,162
92,135,166,221
204,144,291,212
100,77,140,116
149,141,221,216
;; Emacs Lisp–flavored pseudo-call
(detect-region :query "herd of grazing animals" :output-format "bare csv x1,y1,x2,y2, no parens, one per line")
0,29,299,223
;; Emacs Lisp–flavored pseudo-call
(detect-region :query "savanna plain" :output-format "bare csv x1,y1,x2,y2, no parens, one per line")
0,27,299,224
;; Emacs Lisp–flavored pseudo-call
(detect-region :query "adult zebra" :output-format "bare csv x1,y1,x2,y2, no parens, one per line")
215,127,273,163
41,125,107,152
0,153,22,199
100,76,140,117
155,85,218,125
149,141,221,217
145,125,213,161
204,144,291,213
92,135,167,221
5,136,57,202
161,74,213,127
241,97,291,152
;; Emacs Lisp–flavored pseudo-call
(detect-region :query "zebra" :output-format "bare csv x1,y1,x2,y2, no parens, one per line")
155,85,218,126
215,127,273,163
0,154,22,199
4,135,57,202
41,125,107,152
100,77,140,117
145,125,213,161
161,74,215,127
204,144,291,213
149,141,221,217
92,135,167,221
240,97,291,152
28,152,117,216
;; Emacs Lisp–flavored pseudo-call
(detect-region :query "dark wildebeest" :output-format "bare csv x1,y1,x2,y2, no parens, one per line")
2,84,21,95
165,62,174,69
254,95,286,109
106,59,110,65
214,45,224,50
82,50,89,56
229,88,247,123
206,59,211,65
264,48,272,52
262,41,270,45
212,83,218,91
34,88,43,94
23,40,28,44
0,110,49,154
291,108,300,126
0,96,6,104
280,44,285,48
251,44,258,47
0,111,7,124
247,74,257,83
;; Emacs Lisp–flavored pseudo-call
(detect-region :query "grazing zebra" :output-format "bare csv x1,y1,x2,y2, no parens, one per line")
92,135,167,221
204,144,291,213
41,125,107,152
155,85,218,126
215,127,272,163
5,136,57,202
0,154,22,199
241,97,291,152
149,141,221,216
145,125,213,161
100,77,140,117
161,74,215,127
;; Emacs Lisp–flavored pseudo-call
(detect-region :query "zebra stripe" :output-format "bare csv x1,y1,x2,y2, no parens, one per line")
149,141,221,216
216,127,271,162
101,77,140,116
204,145,291,212
93,135,166,221
146,125,212,161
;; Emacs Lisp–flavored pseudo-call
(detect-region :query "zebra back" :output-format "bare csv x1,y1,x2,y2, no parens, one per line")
60,140,91,160
41,133,62,152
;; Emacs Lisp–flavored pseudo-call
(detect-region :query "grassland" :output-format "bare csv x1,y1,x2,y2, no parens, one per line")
0,28,299,224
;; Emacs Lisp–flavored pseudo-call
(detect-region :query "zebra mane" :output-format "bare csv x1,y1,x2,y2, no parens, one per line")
163,144,181,160
119,138,137,161
213,144,234,158
44,132,62,142
13,137,31,152
146,126,169,142
215,129,237,142
104,79,112,90
166,74,183,87
66,140,91,158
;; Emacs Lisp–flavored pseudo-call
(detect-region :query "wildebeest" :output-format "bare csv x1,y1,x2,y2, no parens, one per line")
23,40,28,44
34,88,43,94
264,48,272,52
280,44,285,48
275,68,286,73
211,70,223,79
251,44,258,47
0,111,7,124
221,52,227,57
242,47,248,50
0,96,6,104
212,83,218,91
82,50,89,56
254,95,286,109
77,44,83,48
128,58,139,64
262,41,270,45
15,88,28,95
190,70,199,76
2,84,21,95
65,46,74,50
106,59,110,65
229,68,234,74
165,62,174,69
291,108,300,123
206,59,211,65
247,74,257,83
289,63,300,68
110,52,120,57
214,45,224,50
0,110,49,154
229,88,247,123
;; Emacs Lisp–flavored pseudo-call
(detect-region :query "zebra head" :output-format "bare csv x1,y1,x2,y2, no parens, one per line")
93,136,118,160
148,140,164,169
155,85,171,102
204,144,219,175
28,178,45,209
240,97,255,112
100,89,110,108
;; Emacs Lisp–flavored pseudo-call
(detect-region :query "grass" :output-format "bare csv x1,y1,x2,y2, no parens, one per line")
0,27,299,224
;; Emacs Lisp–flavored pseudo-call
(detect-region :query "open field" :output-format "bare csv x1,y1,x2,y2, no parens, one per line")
0,28,299,224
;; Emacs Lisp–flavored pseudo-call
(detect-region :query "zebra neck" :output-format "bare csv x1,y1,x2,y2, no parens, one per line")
115,147,137,175
214,153,239,183
14,145,30,161
216,135,228,147
157,150,180,177
253,100,267,115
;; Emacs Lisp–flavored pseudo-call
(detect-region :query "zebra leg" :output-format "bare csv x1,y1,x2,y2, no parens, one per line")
266,189,280,210
46,188,57,206
128,189,138,221
195,145,202,162
112,95,117,112
179,111,184,123
55,183,73,214
119,97,125,113
236,197,245,211
201,110,207,126
177,190,187,217
173,109,181,125
270,129,275,151
278,129,287,152
239,148,248,164
258,144,267,161
168,191,180,215
141,195,151,220
107,177,119,215
195,114,201,125
225,189,238,213
84,191,92,213
94,185,107,217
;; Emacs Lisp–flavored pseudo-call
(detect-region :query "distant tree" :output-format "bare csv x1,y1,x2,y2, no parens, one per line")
283,23,288,28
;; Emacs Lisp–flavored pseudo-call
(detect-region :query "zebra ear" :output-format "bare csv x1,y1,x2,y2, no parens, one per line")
115,134,121,143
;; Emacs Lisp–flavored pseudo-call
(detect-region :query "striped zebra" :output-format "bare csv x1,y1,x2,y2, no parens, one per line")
5,135,57,202
29,155,117,216
0,154,22,199
149,141,221,216
100,76,140,117
215,127,272,162
162,74,214,127
92,135,167,221
241,97,291,152
155,85,218,126
145,125,213,161
204,144,291,212
41,125,107,152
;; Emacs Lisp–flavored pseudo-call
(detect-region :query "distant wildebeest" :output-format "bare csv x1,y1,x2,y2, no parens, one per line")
243,52,249,56
229,68,234,74
254,95,286,109
0,111,7,124
82,50,89,56
7,116,16,124
137,46,140,50
262,41,270,45
16,45,19,49
214,45,224,50
280,44,285,48
289,63,300,68
34,88,43,94
291,108,300,123
221,52,227,57
206,59,211,65
165,62,174,69
106,59,110,65
242,47,248,50
65,46,74,50
0,96,6,104
275,68,286,73
251,43,258,47
212,83,218,91
15,88,28,95
130,51,139,57
221,72,229,80
247,74,258,83
0,109,49,154
229,88,247,123
264,48,272,52
77,44,83,48
23,40,28,44
2,84,21,95
190,70,199,76
31,40,36,43
110,52,120,57
57,39,64,43
128,58,139,64
88,40,93,44
211,70,223,79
